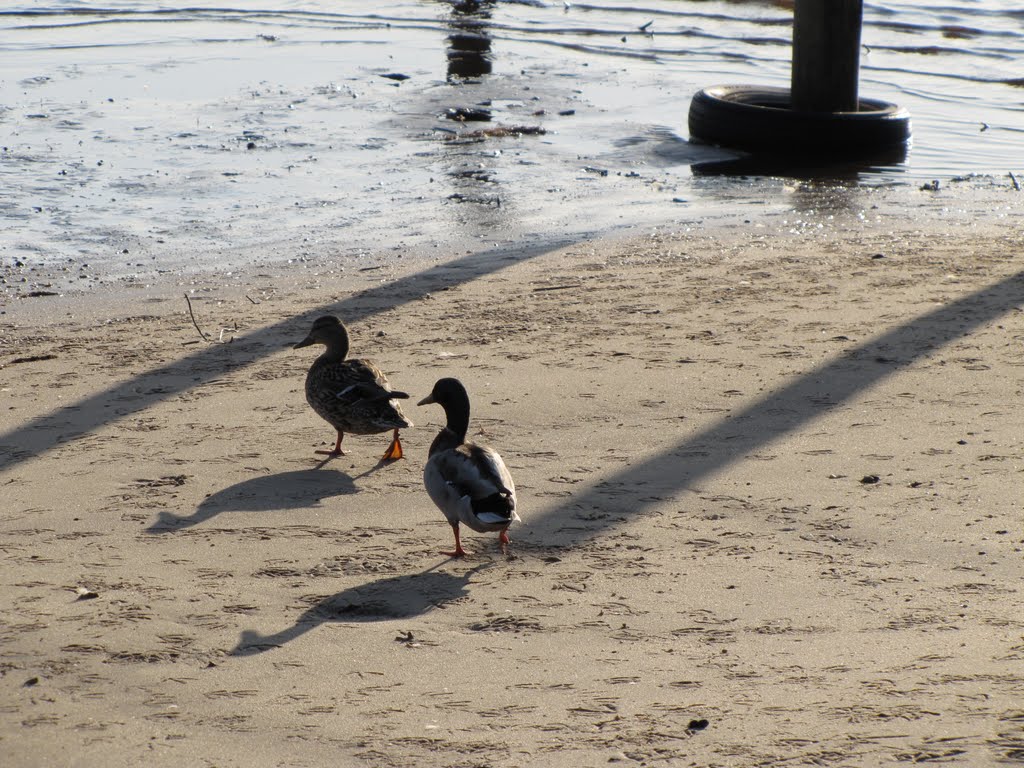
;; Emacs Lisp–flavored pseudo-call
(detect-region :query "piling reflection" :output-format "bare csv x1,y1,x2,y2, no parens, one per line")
444,0,494,82
690,143,910,181
436,0,512,236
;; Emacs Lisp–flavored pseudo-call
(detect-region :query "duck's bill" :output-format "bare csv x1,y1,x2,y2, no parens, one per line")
293,336,314,349
417,394,436,406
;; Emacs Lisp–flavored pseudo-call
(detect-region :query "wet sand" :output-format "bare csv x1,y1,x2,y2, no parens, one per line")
2,219,1024,766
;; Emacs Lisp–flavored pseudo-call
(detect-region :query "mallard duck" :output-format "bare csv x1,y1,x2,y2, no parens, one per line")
418,377,519,557
293,315,412,461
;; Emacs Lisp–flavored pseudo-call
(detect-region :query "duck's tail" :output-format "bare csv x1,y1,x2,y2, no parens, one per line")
472,490,517,524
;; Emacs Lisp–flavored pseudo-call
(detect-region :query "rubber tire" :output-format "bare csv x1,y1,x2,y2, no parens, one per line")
688,85,911,154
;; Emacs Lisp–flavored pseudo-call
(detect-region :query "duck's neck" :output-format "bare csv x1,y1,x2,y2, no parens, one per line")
444,391,470,442
320,326,350,363
429,394,470,455
429,428,462,456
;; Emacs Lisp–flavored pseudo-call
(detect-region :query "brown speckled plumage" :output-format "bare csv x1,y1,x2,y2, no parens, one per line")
294,316,412,460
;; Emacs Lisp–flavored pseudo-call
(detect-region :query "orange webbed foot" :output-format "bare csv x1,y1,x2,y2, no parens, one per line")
381,430,404,461
444,524,466,557
316,432,346,457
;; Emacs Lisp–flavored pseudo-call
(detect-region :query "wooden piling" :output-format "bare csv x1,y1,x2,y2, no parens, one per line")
791,0,863,112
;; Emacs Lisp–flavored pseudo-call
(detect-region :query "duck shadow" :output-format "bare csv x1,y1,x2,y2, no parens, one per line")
229,564,488,656
145,469,356,532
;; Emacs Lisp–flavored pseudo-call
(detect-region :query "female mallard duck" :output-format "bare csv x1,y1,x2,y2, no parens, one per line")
418,377,519,557
294,315,412,461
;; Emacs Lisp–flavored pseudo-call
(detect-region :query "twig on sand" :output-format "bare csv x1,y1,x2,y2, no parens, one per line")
5,354,58,366
532,283,582,293
1009,171,1021,191
184,293,211,342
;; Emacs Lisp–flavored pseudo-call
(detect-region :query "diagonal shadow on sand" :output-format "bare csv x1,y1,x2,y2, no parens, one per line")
0,238,573,474
144,469,357,532
525,267,1024,543
6,233,1024,654
228,563,489,656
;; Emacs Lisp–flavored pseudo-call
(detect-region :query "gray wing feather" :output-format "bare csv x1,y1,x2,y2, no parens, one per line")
424,442,519,533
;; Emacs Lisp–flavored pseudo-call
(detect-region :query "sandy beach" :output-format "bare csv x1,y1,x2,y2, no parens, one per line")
2,218,1024,766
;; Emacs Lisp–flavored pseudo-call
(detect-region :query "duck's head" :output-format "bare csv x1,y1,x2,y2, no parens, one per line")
294,315,348,350
417,377,468,409
419,377,471,441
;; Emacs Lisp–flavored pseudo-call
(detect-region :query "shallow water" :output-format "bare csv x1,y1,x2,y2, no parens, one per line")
1,1,1022,291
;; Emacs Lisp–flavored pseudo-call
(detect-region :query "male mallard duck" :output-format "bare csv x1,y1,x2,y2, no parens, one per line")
294,315,412,460
418,377,519,557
